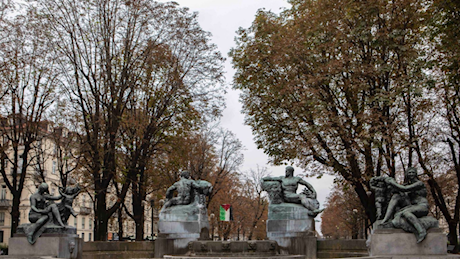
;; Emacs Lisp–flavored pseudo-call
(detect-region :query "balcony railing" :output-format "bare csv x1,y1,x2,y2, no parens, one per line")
79,206,92,215
0,199,11,209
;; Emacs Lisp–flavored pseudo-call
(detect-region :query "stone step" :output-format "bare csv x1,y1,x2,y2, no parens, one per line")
187,240,278,255
82,251,154,259
164,254,307,259
191,253,278,257
317,250,369,259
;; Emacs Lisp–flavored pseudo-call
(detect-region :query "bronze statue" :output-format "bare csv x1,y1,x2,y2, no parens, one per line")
160,170,212,220
22,182,80,245
58,184,81,224
159,171,212,239
371,167,438,243
262,166,323,217
163,171,208,208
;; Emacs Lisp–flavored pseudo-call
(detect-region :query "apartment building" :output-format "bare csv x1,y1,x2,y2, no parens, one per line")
106,192,159,241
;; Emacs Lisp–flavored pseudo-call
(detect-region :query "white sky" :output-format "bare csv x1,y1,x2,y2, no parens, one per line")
164,0,335,235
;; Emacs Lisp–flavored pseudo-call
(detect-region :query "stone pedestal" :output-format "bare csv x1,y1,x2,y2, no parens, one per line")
267,203,317,258
369,228,446,257
10,226,82,258
155,221,209,257
155,203,210,258
186,240,279,257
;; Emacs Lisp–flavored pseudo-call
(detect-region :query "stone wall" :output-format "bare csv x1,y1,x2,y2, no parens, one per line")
82,241,154,259
317,239,368,258
81,239,369,259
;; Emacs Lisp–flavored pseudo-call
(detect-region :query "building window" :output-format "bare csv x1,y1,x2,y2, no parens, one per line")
89,219,92,230
82,217,85,229
0,212,4,226
74,217,77,227
52,161,56,175
81,233,85,241
54,144,58,156
89,233,92,241
0,185,6,200
0,230,3,243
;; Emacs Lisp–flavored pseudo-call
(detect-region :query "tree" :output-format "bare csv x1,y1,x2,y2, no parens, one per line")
321,181,367,239
0,8,57,235
241,165,269,240
413,0,460,252
230,0,428,223
38,0,224,240
117,7,225,239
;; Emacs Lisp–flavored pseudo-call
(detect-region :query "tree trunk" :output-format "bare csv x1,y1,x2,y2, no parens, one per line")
132,185,144,241
117,205,124,241
354,182,376,224
248,220,257,240
94,190,108,241
10,194,20,236
135,214,144,241
448,221,459,253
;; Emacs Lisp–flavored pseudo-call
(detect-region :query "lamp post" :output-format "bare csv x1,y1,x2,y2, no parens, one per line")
237,220,240,241
210,213,215,241
150,199,155,240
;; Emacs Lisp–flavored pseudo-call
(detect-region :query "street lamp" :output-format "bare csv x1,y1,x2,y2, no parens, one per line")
210,213,215,241
150,199,155,240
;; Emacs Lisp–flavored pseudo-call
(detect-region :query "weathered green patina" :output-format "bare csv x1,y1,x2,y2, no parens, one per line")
371,167,439,243
262,166,323,219
18,182,80,245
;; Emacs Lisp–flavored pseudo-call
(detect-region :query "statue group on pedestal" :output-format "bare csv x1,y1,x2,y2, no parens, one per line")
21,165,433,248
370,167,438,243
159,171,212,234
162,171,212,210
24,182,80,244
261,166,323,217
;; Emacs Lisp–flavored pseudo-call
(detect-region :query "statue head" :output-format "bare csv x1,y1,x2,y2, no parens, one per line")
405,167,418,181
64,185,80,195
285,166,294,177
38,183,49,194
180,170,190,179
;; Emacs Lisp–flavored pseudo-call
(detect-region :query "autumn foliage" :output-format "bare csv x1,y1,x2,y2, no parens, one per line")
231,0,460,250
321,181,367,239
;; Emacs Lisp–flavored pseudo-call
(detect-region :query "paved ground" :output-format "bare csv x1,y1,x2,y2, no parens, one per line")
360,255,460,259
0,254,459,259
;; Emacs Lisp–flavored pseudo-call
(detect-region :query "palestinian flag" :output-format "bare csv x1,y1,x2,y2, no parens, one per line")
219,204,233,221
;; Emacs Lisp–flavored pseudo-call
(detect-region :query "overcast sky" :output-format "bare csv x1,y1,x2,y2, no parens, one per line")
162,0,336,234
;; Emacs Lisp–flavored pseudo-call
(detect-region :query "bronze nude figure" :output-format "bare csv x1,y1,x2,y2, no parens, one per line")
371,167,438,243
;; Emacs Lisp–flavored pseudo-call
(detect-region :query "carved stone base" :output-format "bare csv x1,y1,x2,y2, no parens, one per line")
9,234,82,258
369,228,447,257
266,205,317,258
269,232,317,258
160,203,208,222
268,203,314,220
16,224,77,235
187,240,279,257
156,220,210,258
158,221,208,237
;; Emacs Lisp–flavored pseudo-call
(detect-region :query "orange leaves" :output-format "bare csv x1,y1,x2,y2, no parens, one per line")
230,0,432,224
